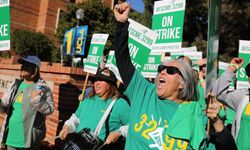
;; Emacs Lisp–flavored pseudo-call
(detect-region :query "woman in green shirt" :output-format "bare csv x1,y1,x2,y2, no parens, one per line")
59,68,130,149
113,3,207,150
0,56,54,150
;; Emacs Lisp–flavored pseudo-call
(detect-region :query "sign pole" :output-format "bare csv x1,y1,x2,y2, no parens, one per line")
81,72,90,96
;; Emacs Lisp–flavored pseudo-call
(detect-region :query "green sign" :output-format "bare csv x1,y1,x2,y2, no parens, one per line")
128,18,157,72
205,0,221,95
237,40,250,89
0,0,10,51
141,52,161,78
84,34,109,74
152,0,185,52
106,50,123,82
170,46,197,59
184,52,202,70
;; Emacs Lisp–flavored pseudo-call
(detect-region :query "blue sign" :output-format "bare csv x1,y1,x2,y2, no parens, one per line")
75,25,88,55
63,28,76,55
63,25,88,56
127,0,144,13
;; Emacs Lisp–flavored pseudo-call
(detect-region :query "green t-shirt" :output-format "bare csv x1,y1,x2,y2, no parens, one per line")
125,71,206,150
197,85,206,111
6,81,33,148
236,102,250,150
218,106,236,126
75,95,130,141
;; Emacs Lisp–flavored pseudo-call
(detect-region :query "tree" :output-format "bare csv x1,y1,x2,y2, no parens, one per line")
56,0,116,58
184,0,250,61
11,29,56,62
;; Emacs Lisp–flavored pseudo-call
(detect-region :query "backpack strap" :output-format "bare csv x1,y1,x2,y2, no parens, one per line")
94,99,116,137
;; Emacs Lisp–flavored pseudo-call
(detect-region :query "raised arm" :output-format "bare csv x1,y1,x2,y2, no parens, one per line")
114,2,135,89
212,58,245,110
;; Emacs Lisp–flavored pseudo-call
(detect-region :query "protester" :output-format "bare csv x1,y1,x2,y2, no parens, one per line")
59,68,130,149
114,2,207,149
0,55,54,150
213,57,249,150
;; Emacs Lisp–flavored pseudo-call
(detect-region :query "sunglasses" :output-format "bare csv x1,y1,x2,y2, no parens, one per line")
157,65,183,77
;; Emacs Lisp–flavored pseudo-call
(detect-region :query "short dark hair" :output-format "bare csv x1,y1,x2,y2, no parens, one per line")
21,62,40,82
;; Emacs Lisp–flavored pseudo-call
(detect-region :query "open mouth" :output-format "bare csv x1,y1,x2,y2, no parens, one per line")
159,78,165,83
158,77,166,89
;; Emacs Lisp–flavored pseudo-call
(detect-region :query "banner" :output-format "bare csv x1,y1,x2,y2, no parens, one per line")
170,46,197,59
84,34,109,74
63,28,76,55
152,0,185,52
63,25,88,56
128,18,157,72
141,52,161,78
0,0,10,51
75,26,88,55
184,52,202,70
205,0,221,95
237,40,250,89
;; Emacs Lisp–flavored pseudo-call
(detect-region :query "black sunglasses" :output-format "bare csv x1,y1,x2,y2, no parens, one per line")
157,65,183,77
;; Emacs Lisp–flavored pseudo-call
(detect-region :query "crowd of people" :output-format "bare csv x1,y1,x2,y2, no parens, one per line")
0,2,249,150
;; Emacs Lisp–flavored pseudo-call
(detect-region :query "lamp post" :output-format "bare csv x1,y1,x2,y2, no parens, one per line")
76,8,84,26
72,8,84,67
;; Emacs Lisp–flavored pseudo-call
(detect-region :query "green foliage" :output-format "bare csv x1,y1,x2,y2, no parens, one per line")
11,29,56,62
184,0,250,62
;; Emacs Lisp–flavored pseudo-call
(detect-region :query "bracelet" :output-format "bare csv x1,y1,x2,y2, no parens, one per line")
229,63,239,70
199,79,205,84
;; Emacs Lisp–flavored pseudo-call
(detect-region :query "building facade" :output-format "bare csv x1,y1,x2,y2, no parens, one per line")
10,0,116,46
10,0,69,45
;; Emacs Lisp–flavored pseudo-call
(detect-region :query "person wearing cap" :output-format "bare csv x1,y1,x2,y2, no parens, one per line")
114,3,207,150
59,68,130,149
212,57,250,150
0,55,54,150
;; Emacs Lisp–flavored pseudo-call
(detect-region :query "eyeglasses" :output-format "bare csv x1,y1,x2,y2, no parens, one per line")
157,65,183,77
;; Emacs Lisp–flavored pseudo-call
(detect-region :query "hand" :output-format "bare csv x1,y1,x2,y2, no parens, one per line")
229,57,244,72
59,125,70,140
206,94,220,122
105,131,121,144
31,90,43,99
114,2,130,22
78,93,84,101
207,102,220,121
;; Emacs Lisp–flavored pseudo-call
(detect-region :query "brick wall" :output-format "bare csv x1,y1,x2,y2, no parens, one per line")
10,0,67,45
0,60,94,147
